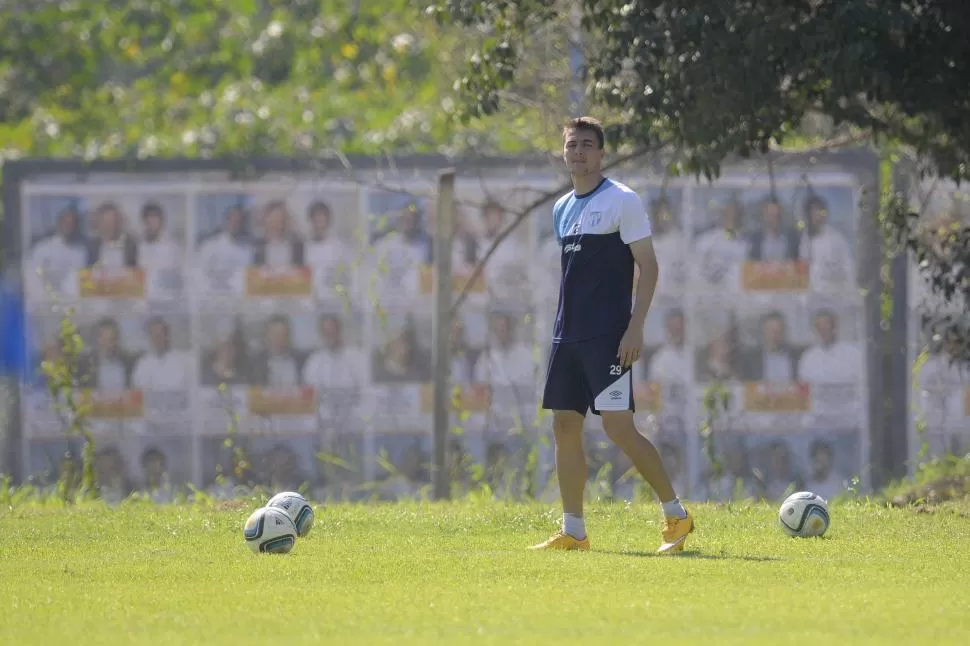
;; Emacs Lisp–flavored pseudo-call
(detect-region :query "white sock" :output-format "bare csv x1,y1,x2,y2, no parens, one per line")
562,513,586,539
661,497,687,519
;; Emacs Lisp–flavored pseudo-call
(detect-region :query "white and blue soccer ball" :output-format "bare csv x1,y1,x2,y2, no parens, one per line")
778,491,830,538
243,507,298,554
267,491,315,538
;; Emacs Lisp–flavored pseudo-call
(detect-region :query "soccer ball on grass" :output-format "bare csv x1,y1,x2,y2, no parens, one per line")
778,491,830,538
243,506,298,554
267,491,315,537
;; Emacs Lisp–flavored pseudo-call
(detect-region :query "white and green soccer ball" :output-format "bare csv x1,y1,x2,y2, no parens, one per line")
243,507,298,554
267,491,315,538
778,491,830,538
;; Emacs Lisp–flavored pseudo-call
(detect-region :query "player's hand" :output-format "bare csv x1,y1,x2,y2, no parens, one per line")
617,324,644,368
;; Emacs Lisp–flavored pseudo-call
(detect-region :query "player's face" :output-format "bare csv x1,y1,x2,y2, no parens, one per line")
763,317,784,349
95,450,123,480
224,208,244,236
215,340,236,365
761,203,782,232
148,322,169,353
264,206,287,239
654,203,673,234
97,325,119,354
483,207,504,236
310,208,331,237
396,207,418,235
320,317,341,348
143,212,164,240
709,333,731,362
562,128,604,176
722,204,741,231
387,334,412,363
666,313,685,345
809,203,828,230
266,322,290,353
814,314,836,345
144,454,166,487
812,447,833,478
57,210,78,237
100,208,122,239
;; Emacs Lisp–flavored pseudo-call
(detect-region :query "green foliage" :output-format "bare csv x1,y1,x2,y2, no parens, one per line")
38,306,98,501
0,0,575,160
436,0,970,356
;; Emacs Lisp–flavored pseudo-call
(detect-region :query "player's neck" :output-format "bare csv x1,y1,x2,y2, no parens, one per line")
571,172,605,197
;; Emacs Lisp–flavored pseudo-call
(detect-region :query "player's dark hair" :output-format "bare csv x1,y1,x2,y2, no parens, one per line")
307,200,331,220
96,316,119,332
563,116,605,149
815,308,837,324
141,447,166,465
762,310,786,325
810,439,833,458
266,314,291,332
141,203,164,219
145,316,169,332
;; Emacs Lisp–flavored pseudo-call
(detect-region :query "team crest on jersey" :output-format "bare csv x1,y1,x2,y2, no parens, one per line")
588,211,603,227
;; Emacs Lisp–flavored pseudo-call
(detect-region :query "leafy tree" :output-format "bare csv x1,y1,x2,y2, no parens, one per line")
434,0,970,357
0,0,573,160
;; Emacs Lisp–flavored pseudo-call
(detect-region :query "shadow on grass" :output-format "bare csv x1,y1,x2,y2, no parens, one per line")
596,549,782,562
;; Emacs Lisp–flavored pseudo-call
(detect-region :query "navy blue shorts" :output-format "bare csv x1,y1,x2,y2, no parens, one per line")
541,331,634,416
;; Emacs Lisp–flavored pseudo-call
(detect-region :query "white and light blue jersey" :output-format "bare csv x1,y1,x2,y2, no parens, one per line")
550,177,653,343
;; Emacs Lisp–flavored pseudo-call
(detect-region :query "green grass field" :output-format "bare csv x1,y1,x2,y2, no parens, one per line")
2,497,969,645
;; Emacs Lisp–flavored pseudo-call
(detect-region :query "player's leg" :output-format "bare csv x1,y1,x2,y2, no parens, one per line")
580,334,695,554
530,343,590,551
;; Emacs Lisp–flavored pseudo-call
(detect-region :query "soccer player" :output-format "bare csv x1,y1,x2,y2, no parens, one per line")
531,117,695,554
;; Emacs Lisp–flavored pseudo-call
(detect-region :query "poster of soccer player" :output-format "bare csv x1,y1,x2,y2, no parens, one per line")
905,180,970,470
452,180,536,305
482,306,539,439
363,188,432,304
217,185,363,303
130,434,195,501
21,195,90,304
637,184,688,296
22,189,189,304
22,305,190,440
689,178,860,294
193,193,256,298
198,433,321,496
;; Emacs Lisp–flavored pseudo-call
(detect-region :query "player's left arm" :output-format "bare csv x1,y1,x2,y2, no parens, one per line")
628,236,659,330
617,191,659,367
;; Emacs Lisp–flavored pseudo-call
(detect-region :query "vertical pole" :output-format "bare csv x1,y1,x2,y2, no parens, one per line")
569,1,585,116
432,169,456,501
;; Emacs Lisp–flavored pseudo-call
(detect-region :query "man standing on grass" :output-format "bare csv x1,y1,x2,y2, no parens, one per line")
531,117,695,554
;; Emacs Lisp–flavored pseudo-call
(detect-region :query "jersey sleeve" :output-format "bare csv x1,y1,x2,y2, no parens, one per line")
552,201,564,245
618,190,653,244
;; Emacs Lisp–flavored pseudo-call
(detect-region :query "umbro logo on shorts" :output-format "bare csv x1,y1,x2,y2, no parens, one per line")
609,390,623,400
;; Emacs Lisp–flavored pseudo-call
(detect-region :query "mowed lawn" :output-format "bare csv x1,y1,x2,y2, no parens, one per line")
1,498,969,645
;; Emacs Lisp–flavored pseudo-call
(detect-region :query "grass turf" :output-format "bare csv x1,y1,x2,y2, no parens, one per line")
1,497,969,645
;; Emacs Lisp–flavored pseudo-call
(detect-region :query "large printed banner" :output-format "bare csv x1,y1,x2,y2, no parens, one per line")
905,180,970,470
17,166,871,502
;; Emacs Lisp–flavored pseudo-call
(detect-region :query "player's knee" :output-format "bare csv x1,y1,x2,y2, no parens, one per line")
601,411,637,446
552,411,584,441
